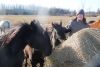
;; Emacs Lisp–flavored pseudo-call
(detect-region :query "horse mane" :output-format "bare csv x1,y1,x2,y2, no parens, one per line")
1,23,30,47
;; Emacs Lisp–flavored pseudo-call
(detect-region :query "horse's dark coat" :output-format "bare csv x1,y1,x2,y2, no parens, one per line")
52,22,67,40
28,20,53,56
22,20,53,67
0,23,32,67
0,22,53,67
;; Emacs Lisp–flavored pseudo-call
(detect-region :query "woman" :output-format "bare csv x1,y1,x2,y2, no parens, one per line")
65,9,89,35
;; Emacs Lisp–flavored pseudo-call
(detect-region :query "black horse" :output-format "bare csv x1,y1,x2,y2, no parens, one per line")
31,25,60,67
52,21,68,40
52,21,68,41
29,20,71,67
0,23,33,67
0,20,53,67
25,20,53,67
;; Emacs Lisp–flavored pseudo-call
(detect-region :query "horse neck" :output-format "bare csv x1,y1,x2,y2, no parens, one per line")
4,26,27,55
47,30,55,40
41,31,52,55
6,37,26,55
36,23,44,33
45,29,57,49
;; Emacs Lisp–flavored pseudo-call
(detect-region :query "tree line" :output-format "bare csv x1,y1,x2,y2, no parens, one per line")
0,4,100,16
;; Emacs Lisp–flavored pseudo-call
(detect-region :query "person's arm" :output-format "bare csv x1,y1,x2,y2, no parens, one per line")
64,27,71,33
64,20,72,33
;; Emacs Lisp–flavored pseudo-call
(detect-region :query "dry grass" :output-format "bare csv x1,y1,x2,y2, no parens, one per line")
0,15,98,26
44,28,100,67
0,15,100,67
0,15,71,25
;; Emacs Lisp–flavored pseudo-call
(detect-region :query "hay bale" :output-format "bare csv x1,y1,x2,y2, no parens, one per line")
84,53,100,67
44,28,100,67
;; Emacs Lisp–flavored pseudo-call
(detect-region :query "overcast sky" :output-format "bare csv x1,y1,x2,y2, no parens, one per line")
0,0,99,11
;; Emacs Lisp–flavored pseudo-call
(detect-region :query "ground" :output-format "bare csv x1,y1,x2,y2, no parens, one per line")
0,15,100,67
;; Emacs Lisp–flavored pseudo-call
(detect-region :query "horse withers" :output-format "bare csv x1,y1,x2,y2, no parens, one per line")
29,20,53,56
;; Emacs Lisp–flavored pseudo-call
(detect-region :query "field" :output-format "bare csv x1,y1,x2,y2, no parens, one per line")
0,15,100,67
0,15,99,26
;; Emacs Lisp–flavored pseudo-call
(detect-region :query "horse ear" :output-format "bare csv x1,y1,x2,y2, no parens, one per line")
46,27,48,31
30,20,37,32
30,20,36,30
30,21,34,26
60,21,62,26
52,22,54,26
31,20,37,26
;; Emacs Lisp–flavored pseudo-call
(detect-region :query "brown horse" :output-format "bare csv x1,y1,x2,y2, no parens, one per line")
89,20,100,29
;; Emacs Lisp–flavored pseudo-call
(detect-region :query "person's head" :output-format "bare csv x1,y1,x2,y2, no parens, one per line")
76,9,85,21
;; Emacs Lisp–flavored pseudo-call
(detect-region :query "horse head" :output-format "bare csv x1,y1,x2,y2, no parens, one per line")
52,21,67,40
28,20,52,56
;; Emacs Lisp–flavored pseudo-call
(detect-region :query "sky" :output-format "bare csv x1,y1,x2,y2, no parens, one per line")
0,0,99,11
